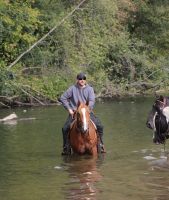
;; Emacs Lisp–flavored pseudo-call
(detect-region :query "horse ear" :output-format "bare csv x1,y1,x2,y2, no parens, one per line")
86,100,89,106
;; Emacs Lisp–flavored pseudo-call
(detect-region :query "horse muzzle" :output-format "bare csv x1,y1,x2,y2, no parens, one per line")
82,128,89,134
78,126,89,134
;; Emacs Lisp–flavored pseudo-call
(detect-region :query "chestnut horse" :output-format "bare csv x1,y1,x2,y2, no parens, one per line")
69,102,98,156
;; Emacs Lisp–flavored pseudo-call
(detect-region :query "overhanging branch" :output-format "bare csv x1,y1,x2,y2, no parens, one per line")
7,0,87,70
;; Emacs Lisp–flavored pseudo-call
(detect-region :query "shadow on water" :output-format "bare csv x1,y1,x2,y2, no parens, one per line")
61,155,105,200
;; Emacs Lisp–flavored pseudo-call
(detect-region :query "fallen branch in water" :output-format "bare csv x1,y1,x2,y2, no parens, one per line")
13,101,36,106
0,87,60,108
0,101,10,108
21,85,60,104
20,88,46,105
13,100,59,107
22,85,52,100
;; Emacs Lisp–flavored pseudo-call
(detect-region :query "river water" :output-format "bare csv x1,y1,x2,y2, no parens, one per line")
0,98,169,200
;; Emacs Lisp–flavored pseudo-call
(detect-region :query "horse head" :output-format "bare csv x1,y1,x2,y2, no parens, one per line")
75,101,90,134
146,95,169,144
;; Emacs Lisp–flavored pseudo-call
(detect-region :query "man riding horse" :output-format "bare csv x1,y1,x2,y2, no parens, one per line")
60,72,106,155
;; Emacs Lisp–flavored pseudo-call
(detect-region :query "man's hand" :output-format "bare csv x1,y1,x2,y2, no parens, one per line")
68,109,74,118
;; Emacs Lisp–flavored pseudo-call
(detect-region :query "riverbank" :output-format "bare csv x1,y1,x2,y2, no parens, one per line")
0,87,167,109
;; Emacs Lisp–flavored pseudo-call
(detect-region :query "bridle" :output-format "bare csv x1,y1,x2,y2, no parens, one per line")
75,106,90,134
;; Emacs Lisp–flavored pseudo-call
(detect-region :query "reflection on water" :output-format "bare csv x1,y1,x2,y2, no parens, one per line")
135,147,169,200
1,98,169,200
62,155,104,200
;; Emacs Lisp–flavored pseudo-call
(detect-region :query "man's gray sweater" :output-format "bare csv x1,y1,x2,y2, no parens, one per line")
60,84,95,111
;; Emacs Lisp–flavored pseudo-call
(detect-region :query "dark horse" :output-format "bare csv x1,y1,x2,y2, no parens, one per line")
146,95,169,144
68,102,98,156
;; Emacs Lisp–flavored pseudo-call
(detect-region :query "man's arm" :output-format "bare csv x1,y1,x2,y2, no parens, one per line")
60,86,73,110
88,87,95,110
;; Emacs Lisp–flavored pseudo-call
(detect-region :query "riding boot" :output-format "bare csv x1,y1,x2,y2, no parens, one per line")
61,115,73,155
98,134,106,153
62,129,71,155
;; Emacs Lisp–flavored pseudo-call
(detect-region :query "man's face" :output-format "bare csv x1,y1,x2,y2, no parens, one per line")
77,77,86,87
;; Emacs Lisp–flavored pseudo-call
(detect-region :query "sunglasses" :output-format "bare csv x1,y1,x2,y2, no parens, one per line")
78,77,86,80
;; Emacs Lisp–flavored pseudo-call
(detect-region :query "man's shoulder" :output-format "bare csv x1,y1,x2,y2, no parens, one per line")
67,85,76,90
84,84,95,95
86,84,94,90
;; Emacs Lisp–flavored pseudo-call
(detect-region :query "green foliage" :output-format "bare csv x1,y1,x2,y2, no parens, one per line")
129,0,169,56
1,0,41,64
0,66,17,96
37,75,70,99
1,0,169,104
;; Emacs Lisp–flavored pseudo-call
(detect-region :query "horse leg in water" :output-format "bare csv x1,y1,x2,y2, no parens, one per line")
90,145,97,156
69,122,98,156
69,130,88,155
